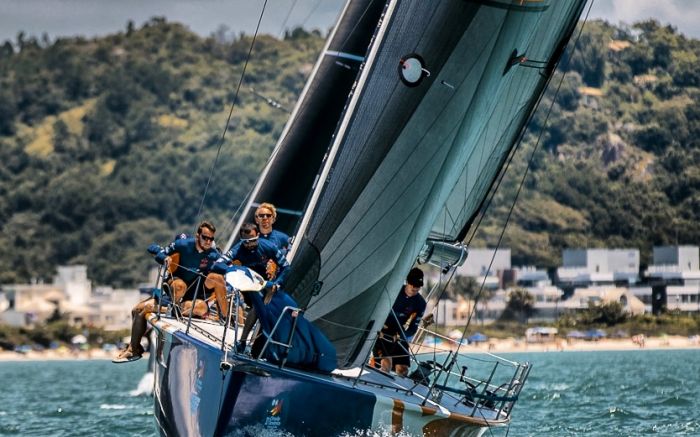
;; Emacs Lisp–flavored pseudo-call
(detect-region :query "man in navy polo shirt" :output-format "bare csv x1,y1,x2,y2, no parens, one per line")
255,202,290,255
210,222,290,352
373,267,427,376
114,220,220,363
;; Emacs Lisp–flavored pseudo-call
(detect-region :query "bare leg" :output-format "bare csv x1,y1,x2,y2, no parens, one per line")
130,298,154,352
181,300,209,318
395,364,409,377
204,273,228,318
170,278,187,304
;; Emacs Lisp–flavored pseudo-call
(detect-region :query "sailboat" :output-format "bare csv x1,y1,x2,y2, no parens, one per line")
148,0,587,435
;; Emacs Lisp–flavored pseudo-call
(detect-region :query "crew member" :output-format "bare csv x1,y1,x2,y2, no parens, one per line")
114,220,221,363
373,267,427,376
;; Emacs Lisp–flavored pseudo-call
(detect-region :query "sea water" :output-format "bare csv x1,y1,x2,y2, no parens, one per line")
504,349,700,436
1,349,698,436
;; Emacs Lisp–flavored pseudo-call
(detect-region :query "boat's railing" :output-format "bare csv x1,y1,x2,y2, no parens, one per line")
150,265,231,346
257,306,303,369
406,327,531,421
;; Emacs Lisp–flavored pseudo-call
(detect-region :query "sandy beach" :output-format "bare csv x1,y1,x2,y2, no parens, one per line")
417,334,700,355
1,335,698,362
0,347,118,362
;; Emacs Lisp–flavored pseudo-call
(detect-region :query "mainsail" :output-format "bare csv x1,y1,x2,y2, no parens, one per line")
240,0,587,368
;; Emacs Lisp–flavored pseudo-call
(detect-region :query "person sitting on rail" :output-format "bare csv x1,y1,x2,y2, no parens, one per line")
113,220,222,363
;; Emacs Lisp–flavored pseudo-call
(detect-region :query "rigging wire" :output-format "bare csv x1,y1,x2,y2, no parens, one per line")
450,0,596,359
221,1,373,245
299,0,324,30
277,0,298,38
195,0,270,226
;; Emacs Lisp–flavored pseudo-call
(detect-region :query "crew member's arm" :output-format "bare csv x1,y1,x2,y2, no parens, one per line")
404,300,427,339
271,248,290,288
212,243,241,273
154,239,181,266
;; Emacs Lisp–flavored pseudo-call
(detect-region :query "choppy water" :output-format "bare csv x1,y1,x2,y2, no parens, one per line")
0,360,151,436
1,349,698,436
505,349,700,436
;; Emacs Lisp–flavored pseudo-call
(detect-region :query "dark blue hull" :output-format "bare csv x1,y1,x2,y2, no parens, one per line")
153,327,376,436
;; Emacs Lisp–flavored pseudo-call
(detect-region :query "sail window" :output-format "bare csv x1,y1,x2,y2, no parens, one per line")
399,54,429,87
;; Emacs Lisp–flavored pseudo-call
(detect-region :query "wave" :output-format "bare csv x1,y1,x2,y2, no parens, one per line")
100,404,129,410
129,371,154,397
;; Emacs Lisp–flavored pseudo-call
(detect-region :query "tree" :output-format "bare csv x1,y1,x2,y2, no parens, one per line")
500,289,534,323
580,301,627,326
561,21,608,87
445,275,479,300
0,89,16,135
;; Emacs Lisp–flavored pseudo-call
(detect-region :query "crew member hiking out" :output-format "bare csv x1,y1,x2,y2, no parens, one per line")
113,220,222,363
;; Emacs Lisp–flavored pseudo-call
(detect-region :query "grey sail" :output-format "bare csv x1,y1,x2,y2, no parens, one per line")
147,2,590,435
282,0,587,368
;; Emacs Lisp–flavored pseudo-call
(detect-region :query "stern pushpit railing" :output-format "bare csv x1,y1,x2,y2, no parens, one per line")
408,328,531,421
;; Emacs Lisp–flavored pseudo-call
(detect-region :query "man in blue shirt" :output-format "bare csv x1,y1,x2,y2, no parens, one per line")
373,268,427,376
219,223,290,288
211,222,291,352
114,221,220,363
255,202,290,255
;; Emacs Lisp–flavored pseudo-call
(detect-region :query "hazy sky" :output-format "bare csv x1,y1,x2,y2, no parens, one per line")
0,0,699,44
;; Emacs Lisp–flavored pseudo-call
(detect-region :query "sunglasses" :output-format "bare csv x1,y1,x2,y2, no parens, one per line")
241,236,259,244
200,234,215,242
256,214,273,219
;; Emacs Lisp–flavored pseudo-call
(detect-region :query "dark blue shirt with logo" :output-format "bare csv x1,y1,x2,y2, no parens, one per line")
154,237,219,285
382,286,427,339
222,238,290,287
260,229,290,255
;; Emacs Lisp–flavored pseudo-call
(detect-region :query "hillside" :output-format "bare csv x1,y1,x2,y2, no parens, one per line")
0,18,698,286
473,19,700,267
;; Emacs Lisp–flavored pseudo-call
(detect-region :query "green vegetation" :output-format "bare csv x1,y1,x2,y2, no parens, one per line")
0,320,128,350
499,288,535,323
0,18,698,289
469,313,700,340
474,20,700,268
0,20,323,286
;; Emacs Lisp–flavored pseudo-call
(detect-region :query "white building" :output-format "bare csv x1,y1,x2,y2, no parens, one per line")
454,248,511,290
629,285,653,313
0,265,142,329
432,292,506,327
433,297,474,327
645,246,700,314
511,267,564,321
557,248,640,290
561,286,645,315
